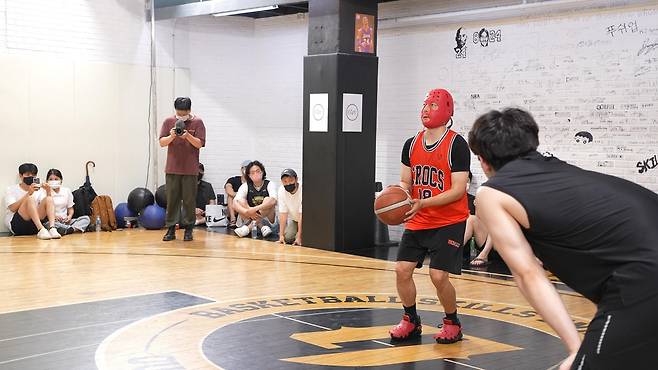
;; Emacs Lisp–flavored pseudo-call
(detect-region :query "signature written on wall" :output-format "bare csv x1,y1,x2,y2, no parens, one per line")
637,154,658,174
637,38,658,56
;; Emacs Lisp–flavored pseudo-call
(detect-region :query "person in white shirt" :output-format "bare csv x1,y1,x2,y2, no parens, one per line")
46,169,91,235
233,161,278,238
278,168,302,245
5,163,60,240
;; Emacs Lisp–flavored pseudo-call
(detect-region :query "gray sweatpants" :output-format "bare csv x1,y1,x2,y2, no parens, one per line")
54,216,91,232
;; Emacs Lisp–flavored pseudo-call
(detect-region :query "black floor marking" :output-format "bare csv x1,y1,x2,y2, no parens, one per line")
0,291,212,370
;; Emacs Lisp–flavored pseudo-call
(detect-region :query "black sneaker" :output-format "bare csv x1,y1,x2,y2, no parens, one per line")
184,226,193,241
162,226,176,241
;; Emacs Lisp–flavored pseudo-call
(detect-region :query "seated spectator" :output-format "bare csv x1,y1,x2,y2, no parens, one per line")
195,163,216,225
277,168,302,245
46,169,90,234
464,171,494,267
224,160,250,228
233,161,278,238
5,163,60,240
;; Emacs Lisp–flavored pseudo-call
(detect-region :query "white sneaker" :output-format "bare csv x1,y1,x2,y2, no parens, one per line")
261,225,272,238
234,225,250,238
37,228,52,240
48,228,62,239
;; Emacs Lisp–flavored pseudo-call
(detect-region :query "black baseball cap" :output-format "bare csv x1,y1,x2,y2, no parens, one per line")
280,168,298,179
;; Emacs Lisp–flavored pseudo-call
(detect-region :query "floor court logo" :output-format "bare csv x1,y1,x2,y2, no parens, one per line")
96,294,588,370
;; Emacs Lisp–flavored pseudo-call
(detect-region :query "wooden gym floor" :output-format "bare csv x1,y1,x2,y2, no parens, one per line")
0,229,595,370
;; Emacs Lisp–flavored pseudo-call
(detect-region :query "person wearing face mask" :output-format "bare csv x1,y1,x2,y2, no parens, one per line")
232,161,278,238
277,168,302,245
224,160,250,229
4,163,60,240
159,97,206,241
45,169,91,235
389,89,471,345
194,163,216,226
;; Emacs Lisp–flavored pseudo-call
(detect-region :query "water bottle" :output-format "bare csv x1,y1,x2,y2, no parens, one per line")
251,223,257,238
470,237,477,259
95,216,101,232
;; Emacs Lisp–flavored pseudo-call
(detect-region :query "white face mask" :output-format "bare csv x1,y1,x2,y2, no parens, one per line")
48,180,61,189
176,114,191,121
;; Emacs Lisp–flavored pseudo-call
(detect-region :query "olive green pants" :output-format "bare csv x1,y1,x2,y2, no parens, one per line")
165,174,197,228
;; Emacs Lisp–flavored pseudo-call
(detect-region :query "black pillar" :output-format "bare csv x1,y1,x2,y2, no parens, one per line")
302,0,378,251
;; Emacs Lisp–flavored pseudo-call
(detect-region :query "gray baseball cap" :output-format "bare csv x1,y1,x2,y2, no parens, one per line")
281,168,298,179
241,160,251,168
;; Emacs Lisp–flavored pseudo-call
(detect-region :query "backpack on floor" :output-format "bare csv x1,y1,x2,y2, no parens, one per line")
72,186,97,218
90,195,117,231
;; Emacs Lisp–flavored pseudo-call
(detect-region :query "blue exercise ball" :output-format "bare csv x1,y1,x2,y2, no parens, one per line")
127,187,155,214
138,205,166,230
114,202,136,228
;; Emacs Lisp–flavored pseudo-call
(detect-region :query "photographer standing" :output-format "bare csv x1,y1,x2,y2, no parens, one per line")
158,97,206,241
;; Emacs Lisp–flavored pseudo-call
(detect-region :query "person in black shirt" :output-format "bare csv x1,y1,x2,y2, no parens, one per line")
468,108,658,370
232,161,278,238
224,160,250,228
194,163,216,225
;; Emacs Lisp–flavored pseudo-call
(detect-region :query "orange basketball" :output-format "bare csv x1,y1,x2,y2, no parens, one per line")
374,186,412,225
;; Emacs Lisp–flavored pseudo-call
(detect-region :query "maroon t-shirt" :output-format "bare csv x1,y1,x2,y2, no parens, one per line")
159,116,206,175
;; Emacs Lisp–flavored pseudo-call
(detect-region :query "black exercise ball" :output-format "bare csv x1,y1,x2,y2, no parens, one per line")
127,187,155,214
155,185,167,208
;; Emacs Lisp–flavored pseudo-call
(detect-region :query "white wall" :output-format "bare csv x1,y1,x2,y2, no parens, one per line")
175,14,307,197
376,3,658,193
376,2,658,238
0,0,190,233
180,3,657,240
3,1,656,239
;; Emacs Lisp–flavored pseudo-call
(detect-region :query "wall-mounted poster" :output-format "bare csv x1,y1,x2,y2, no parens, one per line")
342,93,363,132
309,93,328,132
355,13,375,54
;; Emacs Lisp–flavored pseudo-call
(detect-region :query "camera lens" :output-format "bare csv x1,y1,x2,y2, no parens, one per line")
175,119,185,136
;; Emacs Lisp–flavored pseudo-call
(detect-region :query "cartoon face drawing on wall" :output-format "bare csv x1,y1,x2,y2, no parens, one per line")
478,28,489,47
575,131,593,144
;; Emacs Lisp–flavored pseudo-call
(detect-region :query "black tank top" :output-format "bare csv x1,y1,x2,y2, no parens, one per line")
484,151,658,307
247,180,270,208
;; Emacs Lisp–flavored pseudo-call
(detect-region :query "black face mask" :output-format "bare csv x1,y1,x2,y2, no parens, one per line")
198,173,204,181
23,176,34,185
284,183,297,193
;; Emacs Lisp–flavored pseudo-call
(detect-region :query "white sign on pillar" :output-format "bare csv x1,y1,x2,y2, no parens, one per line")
342,93,362,132
309,93,329,132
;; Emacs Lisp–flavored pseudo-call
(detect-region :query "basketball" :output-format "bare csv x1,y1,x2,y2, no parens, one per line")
374,186,412,225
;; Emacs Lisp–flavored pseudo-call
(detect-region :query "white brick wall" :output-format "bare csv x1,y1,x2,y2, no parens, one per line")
182,4,657,239
376,4,658,193
376,3,658,238
2,0,153,65
179,14,307,198
0,0,186,233
2,1,656,239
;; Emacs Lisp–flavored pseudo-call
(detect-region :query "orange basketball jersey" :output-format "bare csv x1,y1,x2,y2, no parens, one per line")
406,129,469,230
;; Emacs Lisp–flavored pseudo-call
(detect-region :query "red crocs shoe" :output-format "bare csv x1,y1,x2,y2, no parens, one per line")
389,314,422,341
433,318,463,344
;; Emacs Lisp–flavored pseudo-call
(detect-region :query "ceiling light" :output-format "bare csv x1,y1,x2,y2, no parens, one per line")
212,5,278,17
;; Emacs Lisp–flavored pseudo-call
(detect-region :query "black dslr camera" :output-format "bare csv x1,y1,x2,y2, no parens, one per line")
174,119,185,136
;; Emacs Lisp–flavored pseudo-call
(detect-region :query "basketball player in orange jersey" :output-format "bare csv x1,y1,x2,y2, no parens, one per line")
389,89,471,343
